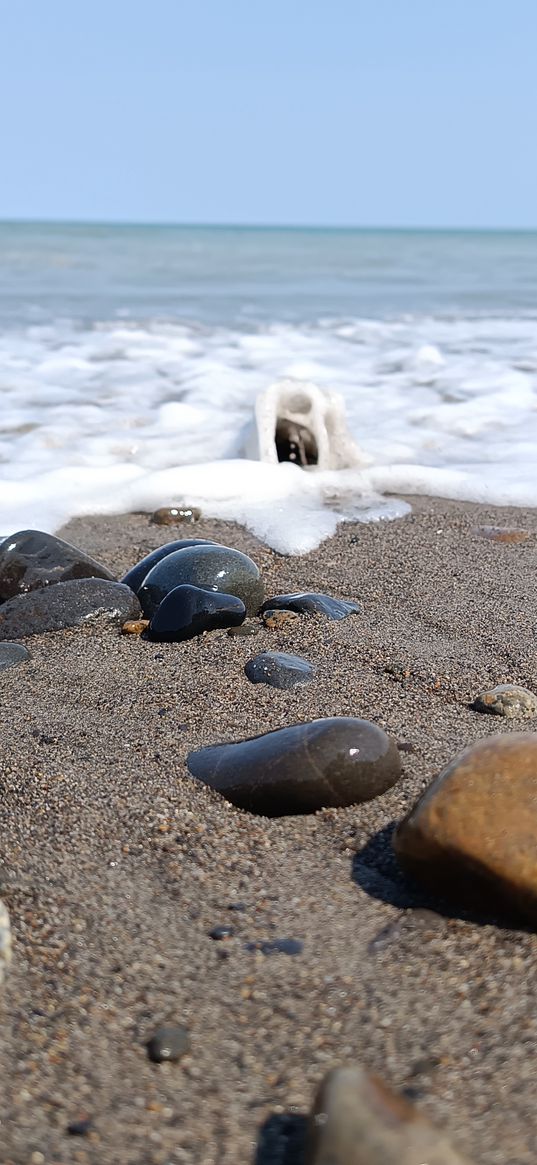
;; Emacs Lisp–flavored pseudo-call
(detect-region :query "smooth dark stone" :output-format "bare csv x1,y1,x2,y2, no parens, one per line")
139,544,264,617
244,651,314,689
187,717,401,816
260,592,360,620
148,584,245,642
146,1023,190,1063
67,1118,93,1136
0,579,141,640
151,506,202,525
209,924,235,940
226,621,260,638
245,938,303,955
121,539,216,595
0,529,115,602
0,641,30,670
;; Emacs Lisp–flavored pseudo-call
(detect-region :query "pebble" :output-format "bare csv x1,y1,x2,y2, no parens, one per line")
67,1117,93,1136
188,717,401,816
121,538,216,595
472,683,537,718
151,505,202,525
148,584,246,642
209,925,235,940
0,579,141,640
146,1024,190,1063
226,620,260,637
475,525,530,544
245,938,303,955
0,528,115,602
262,608,301,629
394,733,537,925
121,619,150,635
0,901,12,986
260,591,360,620
306,1065,473,1164
244,650,314,689
139,544,264,617
0,641,30,670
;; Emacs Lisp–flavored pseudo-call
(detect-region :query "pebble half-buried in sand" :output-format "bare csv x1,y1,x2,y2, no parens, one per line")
187,717,401,816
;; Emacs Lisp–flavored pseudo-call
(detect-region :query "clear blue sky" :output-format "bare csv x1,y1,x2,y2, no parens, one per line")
1,0,536,227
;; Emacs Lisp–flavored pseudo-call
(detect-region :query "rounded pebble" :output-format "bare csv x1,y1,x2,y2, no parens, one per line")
0,641,31,670
148,584,245,642
244,650,314,689
121,539,216,595
139,544,264,617
146,1024,190,1063
187,717,401,816
151,506,202,525
260,591,360,620
472,684,537,718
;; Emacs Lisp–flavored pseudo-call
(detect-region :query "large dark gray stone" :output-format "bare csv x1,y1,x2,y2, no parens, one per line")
187,717,401,816
0,529,115,602
121,539,216,595
148,584,245,642
139,544,264,617
0,579,141,640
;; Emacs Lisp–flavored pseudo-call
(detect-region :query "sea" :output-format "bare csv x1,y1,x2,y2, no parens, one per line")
1,222,537,553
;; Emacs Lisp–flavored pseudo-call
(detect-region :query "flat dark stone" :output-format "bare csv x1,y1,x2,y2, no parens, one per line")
187,717,401,816
121,539,216,595
139,544,264,617
260,592,360,620
209,925,235,940
0,641,30,670
244,651,314,689
0,579,141,640
245,938,303,955
148,585,245,642
146,1023,190,1063
0,529,115,602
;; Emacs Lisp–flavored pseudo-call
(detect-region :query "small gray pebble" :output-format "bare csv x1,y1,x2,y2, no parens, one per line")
146,1023,190,1063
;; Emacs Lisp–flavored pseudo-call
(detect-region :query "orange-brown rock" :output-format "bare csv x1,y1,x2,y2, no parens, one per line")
121,619,150,635
394,734,537,924
474,525,530,544
151,506,201,526
306,1065,473,1164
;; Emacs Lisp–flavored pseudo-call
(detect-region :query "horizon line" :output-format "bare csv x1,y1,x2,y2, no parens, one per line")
1,216,537,233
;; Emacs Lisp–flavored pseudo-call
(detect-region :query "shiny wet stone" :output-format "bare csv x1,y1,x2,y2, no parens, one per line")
0,579,141,640
260,591,360,620
226,620,260,637
146,1024,190,1063
139,544,264,617
151,505,202,525
0,641,30,670
148,584,245,642
0,529,115,602
187,717,401,816
121,538,216,595
394,733,537,925
244,651,314,689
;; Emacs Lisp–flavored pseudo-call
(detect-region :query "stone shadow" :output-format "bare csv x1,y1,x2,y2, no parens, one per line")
352,822,531,932
253,1112,308,1165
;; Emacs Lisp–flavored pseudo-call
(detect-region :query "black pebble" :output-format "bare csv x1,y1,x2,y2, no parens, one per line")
209,924,235,940
260,591,360,620
148,584,246,642
0,528,115,602
146,1023,190,1063
121,539,216,595
67,1118,93,1136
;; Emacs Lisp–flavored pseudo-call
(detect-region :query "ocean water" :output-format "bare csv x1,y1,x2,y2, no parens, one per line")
1,222,537,553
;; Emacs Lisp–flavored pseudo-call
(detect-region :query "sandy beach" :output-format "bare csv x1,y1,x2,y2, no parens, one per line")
1,496,537,1164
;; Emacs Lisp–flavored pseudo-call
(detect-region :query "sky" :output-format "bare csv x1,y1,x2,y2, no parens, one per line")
1,0,536,228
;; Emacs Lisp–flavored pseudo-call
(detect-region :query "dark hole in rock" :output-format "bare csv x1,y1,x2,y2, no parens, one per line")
275,419,318,467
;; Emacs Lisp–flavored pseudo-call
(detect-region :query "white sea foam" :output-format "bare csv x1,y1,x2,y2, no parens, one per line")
1,314,536,553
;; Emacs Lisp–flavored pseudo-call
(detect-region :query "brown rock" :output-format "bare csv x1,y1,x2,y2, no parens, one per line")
306,1066,473,1164
473,684,537,719
121,619,150,635
151,506,201,526
474,525,530,544
262,608,300,629
394,734,537,923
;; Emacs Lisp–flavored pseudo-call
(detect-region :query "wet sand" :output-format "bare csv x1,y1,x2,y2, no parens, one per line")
1,496,537,1165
